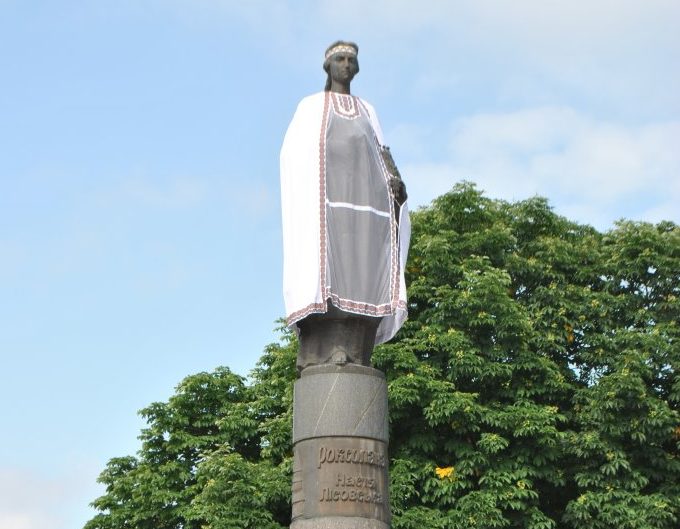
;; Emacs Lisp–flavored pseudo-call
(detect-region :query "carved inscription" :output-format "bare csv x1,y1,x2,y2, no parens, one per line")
293,437,389,521
318,446,386,468
316,444,386,506
319,473,383,504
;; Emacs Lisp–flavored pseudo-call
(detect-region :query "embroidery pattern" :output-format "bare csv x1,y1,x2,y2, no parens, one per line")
286,93,405,327
331,93,361,119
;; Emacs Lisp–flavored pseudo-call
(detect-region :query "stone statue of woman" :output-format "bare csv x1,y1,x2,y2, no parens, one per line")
280,41,410,373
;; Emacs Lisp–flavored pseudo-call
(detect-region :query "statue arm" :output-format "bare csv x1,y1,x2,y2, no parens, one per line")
380,146,408,205
359,98,408,207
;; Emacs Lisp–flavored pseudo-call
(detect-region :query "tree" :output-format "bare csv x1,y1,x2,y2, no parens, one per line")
85,342,296,529
376,184,679,529
86,183,679,529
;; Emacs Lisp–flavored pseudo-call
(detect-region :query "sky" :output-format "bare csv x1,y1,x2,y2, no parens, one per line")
0,1,678,528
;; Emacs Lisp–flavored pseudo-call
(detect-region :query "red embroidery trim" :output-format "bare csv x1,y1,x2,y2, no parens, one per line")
331,92,361,119
318,92,331,309
287,93,407,328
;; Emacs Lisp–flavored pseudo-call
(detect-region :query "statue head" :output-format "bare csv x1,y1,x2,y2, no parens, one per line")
323,40,359,92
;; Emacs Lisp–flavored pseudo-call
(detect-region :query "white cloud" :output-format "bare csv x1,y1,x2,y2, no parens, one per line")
387,123,433,160
0,514,47,529
89,169,275,220
400,107,680,229
328,1,678,116
240,180,276,218
120,176,207,209
98,1,679,118
317,0,678,49
0,463,101,529
143,0,298,45
142,0,678,59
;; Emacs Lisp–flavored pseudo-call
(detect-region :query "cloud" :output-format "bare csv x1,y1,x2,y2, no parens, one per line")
238,180,277,219
0,514,49,529
399,107,680,229
0,466,97,529
316,0,678,49
140,0,298,45
97,170,276,220
119,176,207,209
323,1,678,117
142,0,678,60
90,1,678,119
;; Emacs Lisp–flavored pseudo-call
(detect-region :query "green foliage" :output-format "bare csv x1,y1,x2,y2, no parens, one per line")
85,332,297,529
86,183,679,529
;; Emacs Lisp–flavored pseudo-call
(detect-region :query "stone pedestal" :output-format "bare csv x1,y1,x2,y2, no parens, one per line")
291,364,390,529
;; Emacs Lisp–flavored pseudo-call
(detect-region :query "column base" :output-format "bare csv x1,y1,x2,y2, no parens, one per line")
291,516,390,529
292,364,390,525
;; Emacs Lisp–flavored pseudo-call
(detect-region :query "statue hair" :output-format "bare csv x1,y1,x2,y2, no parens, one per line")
323,40,359,91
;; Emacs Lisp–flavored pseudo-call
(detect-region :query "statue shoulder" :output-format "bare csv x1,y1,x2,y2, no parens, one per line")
357,97,381,124
282,93,326,152
356,96,377,114
296,92,326,112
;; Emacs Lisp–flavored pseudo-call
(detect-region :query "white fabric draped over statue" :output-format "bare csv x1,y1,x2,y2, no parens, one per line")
280,91,410,345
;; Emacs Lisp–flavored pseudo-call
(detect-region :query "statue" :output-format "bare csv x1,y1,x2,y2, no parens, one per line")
280,41,410,373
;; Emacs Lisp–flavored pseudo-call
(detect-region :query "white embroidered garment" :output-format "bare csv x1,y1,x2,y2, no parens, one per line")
280,91,410,344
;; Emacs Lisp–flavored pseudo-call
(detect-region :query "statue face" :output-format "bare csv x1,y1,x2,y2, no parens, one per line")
328,52,358,85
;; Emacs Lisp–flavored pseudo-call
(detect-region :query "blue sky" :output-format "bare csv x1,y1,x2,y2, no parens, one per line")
1,1,678,528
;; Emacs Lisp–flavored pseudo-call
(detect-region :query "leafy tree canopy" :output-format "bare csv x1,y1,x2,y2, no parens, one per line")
86,183,680,529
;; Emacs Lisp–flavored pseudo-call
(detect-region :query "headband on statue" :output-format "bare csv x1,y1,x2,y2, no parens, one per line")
324,45,358,60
